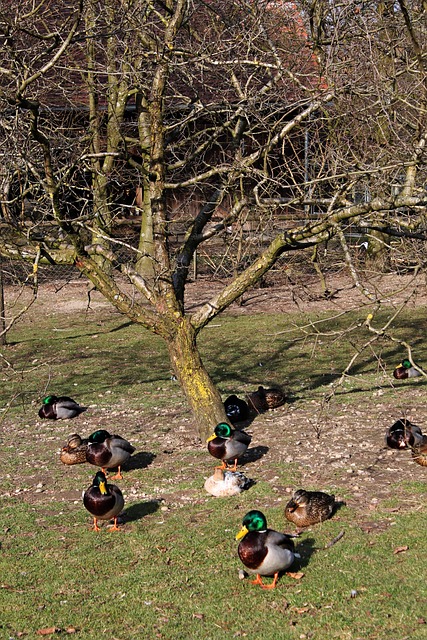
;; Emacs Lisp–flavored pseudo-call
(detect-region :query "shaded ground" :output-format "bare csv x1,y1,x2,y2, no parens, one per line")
2,271,426,534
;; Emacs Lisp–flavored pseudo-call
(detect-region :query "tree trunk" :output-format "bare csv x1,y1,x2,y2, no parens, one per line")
166,316,227,440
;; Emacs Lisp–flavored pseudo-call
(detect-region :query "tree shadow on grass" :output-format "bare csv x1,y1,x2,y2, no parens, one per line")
123,499,161,523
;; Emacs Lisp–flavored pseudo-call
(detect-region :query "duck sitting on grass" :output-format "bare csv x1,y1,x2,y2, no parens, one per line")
385,419,424,450
411,435,427,467
39,395,87,420
224,395,250,423
83,471,124,531
236,510,296,589
207,422,251,472
284,489,336,528
60,433,89,465
204,467,253,497
393,359,422,380
86,429,135,480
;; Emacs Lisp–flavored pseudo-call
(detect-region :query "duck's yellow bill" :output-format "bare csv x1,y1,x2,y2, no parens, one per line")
206,433,216,442
235,525,249,541
99,480,108,495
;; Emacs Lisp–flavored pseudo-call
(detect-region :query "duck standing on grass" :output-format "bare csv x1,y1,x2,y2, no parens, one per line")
236,510,296,589
86,429,135,479
284,489,336,528
207,422,251,472
38,395,87,420
83,471,124,531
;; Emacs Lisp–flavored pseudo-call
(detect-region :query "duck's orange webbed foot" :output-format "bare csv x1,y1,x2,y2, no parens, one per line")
261,572,279,590
215,461,227,470
250,574,265,587
108,517,121,532
109,467,123,480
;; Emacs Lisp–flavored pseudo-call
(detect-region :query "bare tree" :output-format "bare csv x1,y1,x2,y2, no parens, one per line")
0,0,426,437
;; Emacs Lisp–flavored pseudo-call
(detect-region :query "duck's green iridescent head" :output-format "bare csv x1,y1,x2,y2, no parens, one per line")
215,422,232,438
42,395,57,405
236,510,268,540
402,359,412,369
206,422,232,443
92,471,109,495
89,429,112,444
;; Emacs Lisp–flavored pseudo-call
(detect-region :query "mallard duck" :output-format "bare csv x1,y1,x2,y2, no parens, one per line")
224,395,250,423
246,387,269,414
204,467,253,497
207,422,251,471
262,386,286,409
284,489,335,528
411,436,427,467
236,510,296,589
83,471,124,531
59,433,89,465
246,386,285,414
385,419,424,450
86,429,135,480
38,395,87,420
393,359,422,380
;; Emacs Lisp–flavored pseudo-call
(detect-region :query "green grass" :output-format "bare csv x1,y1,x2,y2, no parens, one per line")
1,297,427,639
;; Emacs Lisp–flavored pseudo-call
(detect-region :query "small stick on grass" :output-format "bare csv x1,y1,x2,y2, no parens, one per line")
324,530,345,549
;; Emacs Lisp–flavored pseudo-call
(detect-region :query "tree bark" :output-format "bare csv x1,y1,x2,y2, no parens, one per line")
165,316,227,440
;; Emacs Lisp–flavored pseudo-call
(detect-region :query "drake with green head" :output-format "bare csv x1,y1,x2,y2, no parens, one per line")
393,359,422,380
39,395,87,420
86,429,135,479
83,471,124,531
236,510,296,589
207,422,251,472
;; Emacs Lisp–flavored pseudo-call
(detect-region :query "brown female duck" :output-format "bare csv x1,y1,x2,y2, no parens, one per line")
285,489,336,528
59,433,88,465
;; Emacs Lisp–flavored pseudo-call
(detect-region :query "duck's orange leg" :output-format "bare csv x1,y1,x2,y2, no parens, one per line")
250,574,265,587
109,467,123,480
215,461,227,470
108,517,121,531
229,458,238,472
260,572,279,590
92,517,101,532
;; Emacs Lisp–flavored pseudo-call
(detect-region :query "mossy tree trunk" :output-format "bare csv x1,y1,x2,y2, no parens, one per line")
166,317,227,440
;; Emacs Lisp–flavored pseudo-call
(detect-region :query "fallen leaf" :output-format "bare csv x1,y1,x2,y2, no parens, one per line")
393,545,409,555
66,629,77,634
286,571,304,580
36,628,61,636
192,613,204,620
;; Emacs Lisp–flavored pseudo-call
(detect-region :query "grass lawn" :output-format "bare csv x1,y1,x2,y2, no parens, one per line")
1,282,426,639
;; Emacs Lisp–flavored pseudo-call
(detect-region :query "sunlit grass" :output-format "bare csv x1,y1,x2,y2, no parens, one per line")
1,296,426,638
